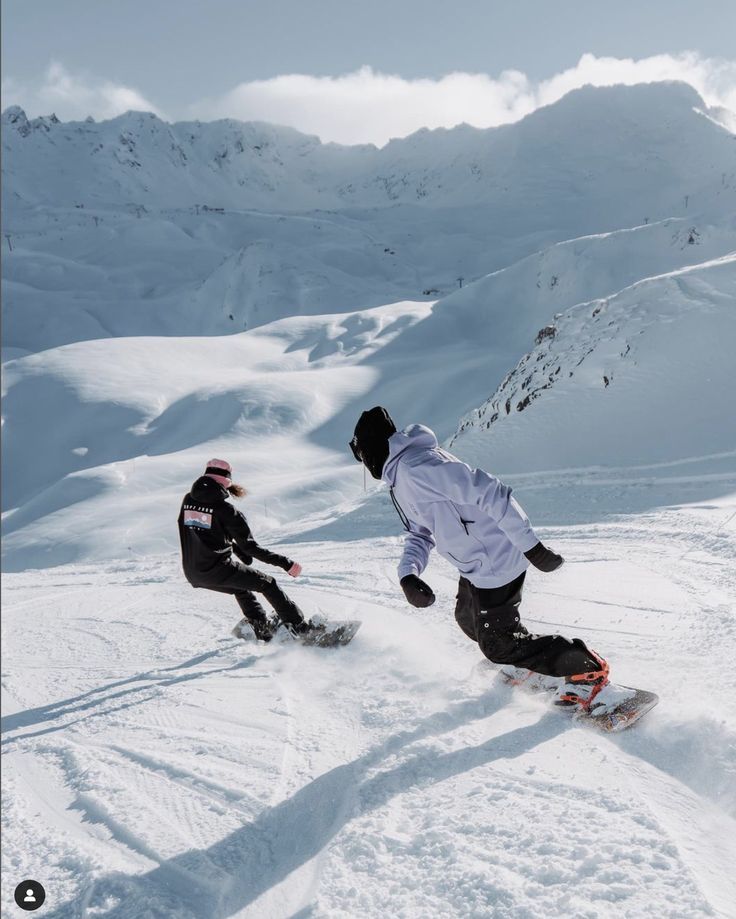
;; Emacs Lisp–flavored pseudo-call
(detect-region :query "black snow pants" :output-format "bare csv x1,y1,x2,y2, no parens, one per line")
454,573,599,677
191,561,305,636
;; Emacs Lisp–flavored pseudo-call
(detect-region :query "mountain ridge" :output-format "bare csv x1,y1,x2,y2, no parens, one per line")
2,79,735,566
4,81,734,212
3,80,735,354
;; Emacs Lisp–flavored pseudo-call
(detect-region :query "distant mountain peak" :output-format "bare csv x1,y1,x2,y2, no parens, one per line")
3,80,733,217
2,104,27,121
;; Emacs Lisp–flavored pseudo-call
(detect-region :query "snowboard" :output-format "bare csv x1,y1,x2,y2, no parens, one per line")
299,620,362,648
232,618,361,648
498,671,659,733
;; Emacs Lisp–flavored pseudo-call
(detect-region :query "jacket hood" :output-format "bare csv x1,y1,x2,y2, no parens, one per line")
190,475,229,502
383,424,439,486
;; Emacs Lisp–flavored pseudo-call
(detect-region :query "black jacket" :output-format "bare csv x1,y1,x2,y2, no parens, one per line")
178,476,292,584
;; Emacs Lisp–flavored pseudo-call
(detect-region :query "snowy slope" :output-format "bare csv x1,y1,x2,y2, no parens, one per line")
3,244,735,919
2,493,735,917
3,80,736,918
450,252,736,471
0,298,434,569
3,219,735,568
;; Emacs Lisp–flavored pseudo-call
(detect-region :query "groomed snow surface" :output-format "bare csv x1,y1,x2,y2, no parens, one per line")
3,491,735,918
3,81,736,917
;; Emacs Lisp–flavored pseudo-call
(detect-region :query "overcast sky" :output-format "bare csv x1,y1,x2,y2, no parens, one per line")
3,0,735,145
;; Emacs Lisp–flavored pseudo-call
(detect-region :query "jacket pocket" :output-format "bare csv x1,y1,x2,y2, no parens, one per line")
446,507,493,574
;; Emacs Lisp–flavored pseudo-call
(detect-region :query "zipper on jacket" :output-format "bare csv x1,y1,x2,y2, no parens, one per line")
390,487,411,532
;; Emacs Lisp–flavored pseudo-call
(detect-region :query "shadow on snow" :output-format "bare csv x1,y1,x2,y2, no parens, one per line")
40,690,565,918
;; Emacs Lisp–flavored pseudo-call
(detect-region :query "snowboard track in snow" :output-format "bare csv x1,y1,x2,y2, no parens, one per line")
3,490,735,918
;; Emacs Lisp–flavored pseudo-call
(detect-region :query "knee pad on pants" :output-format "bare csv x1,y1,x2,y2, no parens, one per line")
454,577,478,641
478,628,525,663
454,604,477,641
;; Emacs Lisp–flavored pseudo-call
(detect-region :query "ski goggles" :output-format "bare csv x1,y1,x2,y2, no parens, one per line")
348,435,363,463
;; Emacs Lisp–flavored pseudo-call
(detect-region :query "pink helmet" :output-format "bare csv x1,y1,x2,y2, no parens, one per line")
203,458,232,489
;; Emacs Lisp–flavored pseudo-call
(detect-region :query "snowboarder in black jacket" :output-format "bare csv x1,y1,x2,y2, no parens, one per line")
178,459,309,641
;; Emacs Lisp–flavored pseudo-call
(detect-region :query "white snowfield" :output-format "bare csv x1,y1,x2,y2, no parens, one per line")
3,504,736,919
2,82,736,918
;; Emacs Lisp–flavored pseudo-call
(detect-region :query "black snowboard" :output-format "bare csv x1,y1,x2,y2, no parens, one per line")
232,618,361,648
574,687,659,733
299,620,362,647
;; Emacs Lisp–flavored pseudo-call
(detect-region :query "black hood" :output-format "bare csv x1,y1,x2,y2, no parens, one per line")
190,475,229,502
350,406,397,480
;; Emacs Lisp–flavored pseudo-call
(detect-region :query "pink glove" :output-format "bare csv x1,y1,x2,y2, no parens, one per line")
287,562,302,578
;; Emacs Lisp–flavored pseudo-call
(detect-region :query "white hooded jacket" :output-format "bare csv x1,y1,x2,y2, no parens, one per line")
382,425,539,589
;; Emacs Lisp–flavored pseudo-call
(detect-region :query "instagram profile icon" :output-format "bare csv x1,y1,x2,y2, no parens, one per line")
14,880,46,911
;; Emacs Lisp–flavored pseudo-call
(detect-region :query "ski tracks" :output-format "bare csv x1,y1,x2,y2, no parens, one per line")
2,568,284,916
3,510,735,918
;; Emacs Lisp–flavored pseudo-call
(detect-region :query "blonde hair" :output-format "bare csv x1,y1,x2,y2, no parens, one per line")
228,483,247,499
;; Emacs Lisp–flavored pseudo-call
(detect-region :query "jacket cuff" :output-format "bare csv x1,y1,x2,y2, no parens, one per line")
515,532,541,554
398,561,419,581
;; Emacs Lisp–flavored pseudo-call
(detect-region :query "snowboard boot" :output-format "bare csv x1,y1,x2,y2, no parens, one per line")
276,618,322,641
554,649,610,711
250,615,278,642
499,664,561,693
499,664,531,685
584,682,637,717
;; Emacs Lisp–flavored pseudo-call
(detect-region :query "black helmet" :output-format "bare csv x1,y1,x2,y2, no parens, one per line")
349,406,396,480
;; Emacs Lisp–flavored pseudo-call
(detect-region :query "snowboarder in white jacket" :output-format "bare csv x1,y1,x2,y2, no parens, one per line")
349,407,611,710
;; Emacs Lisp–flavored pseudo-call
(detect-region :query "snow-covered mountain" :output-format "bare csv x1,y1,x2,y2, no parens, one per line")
2,81,736,918
3,82,735,352
451,251,736,466
2,81,736,566
4,82,734,213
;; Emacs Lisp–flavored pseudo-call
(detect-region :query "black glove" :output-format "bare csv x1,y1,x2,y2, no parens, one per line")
400,574,436,608
524,542,564,572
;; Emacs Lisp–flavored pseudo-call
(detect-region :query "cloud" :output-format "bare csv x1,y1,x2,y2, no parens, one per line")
2,62,166,122
194,67,535,146
3,54,735,143
191,52,736,145
537,52,736,113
